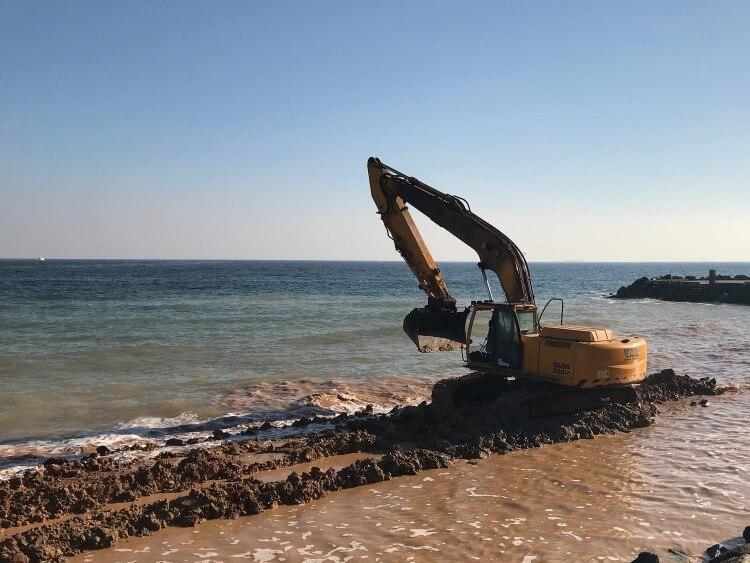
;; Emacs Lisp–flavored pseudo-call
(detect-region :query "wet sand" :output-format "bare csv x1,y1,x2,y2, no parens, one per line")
2,371,746,562
71,394,749,562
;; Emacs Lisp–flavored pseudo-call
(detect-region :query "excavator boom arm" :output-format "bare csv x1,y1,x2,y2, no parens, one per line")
368,157,534,305
367,159,455,307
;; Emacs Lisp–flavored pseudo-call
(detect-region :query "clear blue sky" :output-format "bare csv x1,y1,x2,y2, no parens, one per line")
1,1,748,260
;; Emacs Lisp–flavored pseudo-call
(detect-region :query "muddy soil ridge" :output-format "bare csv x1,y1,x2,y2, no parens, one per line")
613,270,750,305
0,369,729,562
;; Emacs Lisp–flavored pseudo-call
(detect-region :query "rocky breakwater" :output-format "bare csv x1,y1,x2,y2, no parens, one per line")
0,369,730,562
633,524,750,563
613,270,750,305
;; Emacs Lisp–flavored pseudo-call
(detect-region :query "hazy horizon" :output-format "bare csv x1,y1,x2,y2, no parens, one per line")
2,2,748,262
2,257,748,265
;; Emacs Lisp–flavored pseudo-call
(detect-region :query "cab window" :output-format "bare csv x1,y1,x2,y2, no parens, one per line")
516,310,536,334
493,309,518,343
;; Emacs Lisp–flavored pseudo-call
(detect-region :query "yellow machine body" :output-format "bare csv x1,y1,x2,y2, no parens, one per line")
367,157,648,393
465,303,647,388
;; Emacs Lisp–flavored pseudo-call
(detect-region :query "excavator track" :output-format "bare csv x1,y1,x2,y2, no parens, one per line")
431,372,639,419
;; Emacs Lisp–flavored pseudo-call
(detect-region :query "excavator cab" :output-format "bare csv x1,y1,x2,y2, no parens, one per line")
463,299,647,388
465,303,536,371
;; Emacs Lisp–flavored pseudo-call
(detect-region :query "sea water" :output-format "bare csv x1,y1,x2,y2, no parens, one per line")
1,260,748,474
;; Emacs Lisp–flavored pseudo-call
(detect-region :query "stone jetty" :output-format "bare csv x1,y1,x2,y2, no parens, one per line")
613,269,750,305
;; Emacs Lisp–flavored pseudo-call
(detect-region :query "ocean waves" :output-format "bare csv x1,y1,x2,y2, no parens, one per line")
0,373,445,477
1,260,747,478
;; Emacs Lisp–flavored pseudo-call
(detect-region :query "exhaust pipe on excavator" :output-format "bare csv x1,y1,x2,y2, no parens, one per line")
403,299,470,352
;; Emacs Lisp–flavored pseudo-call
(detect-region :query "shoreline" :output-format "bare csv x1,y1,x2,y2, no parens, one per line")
0,370,736,561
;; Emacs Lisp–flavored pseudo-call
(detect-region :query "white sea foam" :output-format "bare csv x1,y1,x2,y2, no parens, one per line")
116,412,202,430
0,374,443,477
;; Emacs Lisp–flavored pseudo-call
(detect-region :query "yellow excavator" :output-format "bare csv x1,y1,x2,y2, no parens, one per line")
368,158,647,409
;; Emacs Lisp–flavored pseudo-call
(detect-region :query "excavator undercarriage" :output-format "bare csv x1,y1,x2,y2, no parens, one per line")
368,157,647,416
431,371,639,419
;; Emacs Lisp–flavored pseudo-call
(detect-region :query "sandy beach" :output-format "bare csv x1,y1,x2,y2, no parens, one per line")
3,370,748,562
72,415,749,562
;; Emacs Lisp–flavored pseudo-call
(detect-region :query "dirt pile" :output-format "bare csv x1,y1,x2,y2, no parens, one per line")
0,431,380,529
0,449,449,562
0,369,726,562
346,369,719,458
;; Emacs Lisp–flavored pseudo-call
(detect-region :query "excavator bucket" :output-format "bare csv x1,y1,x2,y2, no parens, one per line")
403,306,470,352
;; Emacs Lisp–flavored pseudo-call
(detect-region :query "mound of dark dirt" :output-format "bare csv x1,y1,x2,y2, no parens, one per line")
0,449,449,562
345,369,720,458
0,431,381,529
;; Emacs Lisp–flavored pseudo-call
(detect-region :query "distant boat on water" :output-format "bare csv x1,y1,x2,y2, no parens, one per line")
38,257,45,262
